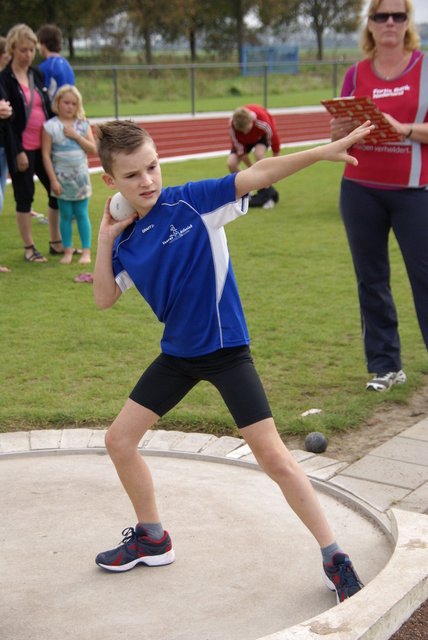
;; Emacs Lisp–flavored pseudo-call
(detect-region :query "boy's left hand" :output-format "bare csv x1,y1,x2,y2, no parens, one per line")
321,121,374,166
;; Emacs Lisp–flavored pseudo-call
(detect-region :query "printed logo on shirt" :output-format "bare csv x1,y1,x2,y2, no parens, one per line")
373,85,411,100
162,224,193,245
141,224,154,234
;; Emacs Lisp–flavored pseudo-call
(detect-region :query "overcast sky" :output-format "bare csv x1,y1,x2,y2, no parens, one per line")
363,0,428,23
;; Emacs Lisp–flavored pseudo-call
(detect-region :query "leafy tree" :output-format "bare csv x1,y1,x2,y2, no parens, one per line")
255,0,297,32
156,0,260,64
125,0,181,65
297,0,364,60
202,0,259,63
0,0,114,59
257,0,364,60
1,0,53,35
56,0,105,58
222,0,258,64
156,0,219,63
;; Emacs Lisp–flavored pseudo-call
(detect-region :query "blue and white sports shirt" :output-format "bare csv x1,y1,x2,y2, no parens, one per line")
112,174,250,357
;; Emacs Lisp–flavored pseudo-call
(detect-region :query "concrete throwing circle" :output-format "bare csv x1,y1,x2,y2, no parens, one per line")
0,452,392,640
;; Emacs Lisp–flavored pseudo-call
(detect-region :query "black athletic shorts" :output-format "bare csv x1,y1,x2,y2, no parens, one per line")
129,346,273,429
231,136,269,155
12,149,58,212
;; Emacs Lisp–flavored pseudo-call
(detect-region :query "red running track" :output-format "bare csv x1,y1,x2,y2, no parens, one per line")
88,110,331,170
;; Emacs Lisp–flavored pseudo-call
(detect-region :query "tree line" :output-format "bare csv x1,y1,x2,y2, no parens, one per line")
1,0,364,62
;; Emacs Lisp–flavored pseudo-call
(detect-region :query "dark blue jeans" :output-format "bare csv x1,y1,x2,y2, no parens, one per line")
340,178,428,373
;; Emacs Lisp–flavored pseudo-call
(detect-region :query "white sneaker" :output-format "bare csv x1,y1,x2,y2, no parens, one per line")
30,210,44,218
262,199,275,209
366,370,407,392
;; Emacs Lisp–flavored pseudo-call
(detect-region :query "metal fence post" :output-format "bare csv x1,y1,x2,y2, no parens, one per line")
333,62,338,98
113,67,119,119
190,65,195,116
263,64,268,109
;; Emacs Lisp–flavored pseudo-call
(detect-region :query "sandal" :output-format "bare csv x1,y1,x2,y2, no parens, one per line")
49,241,82,256
74,272,93,283
24,245,47,263
49,241,64,255
0,265,11,273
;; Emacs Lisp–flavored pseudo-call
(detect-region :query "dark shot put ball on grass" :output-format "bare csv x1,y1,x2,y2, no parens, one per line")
304,432,328,454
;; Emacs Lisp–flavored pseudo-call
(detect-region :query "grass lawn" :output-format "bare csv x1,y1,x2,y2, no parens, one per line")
1,148,427,440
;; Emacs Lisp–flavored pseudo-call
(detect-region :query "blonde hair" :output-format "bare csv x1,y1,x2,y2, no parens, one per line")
0,36,7,57
360,0,420,56
6,24,37,56
52,84,86,120
232,107,253,132
96,120,156,176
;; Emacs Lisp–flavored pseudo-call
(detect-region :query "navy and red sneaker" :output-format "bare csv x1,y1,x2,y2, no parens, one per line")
323,552,364,603
96,525,175,572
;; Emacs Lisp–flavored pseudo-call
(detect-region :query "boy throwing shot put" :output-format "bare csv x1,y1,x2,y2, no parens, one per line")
93,119,372,602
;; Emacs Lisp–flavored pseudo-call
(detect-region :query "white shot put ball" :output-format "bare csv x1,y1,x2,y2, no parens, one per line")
109,192,136,221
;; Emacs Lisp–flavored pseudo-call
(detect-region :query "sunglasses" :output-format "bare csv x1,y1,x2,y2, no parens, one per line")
370,12,408,23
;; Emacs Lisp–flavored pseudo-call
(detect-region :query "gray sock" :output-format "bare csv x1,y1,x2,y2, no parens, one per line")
139,521,164,540
321,541,342,565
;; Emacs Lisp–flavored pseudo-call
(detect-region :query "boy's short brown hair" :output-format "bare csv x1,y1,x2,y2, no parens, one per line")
36,24,63,53
96,120,156,176
232,107,253,132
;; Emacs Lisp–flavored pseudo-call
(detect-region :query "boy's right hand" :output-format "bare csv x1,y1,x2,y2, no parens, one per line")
99,197,138,240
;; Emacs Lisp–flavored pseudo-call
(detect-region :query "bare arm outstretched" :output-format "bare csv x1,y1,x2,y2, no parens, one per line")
235,121,373,200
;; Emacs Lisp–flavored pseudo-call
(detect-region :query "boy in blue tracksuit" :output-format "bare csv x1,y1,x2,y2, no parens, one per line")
93,118,372,602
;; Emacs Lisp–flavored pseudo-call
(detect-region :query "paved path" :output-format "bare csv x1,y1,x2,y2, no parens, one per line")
1,421,427,639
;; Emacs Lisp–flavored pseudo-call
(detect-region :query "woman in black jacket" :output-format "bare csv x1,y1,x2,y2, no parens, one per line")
0,88,12,273
0,36,12,272
0,23,63,262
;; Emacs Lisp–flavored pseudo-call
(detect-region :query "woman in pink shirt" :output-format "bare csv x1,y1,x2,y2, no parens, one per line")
329,0,428,392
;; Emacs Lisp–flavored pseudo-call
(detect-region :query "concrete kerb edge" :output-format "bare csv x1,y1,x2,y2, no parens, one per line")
257,508,428,640
0,445,260,470
309,477,394,541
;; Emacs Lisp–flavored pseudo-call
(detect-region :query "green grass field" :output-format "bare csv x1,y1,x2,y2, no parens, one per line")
1,148,427,440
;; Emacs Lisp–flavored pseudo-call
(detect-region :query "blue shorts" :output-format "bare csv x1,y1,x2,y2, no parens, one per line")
129,346,273,429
